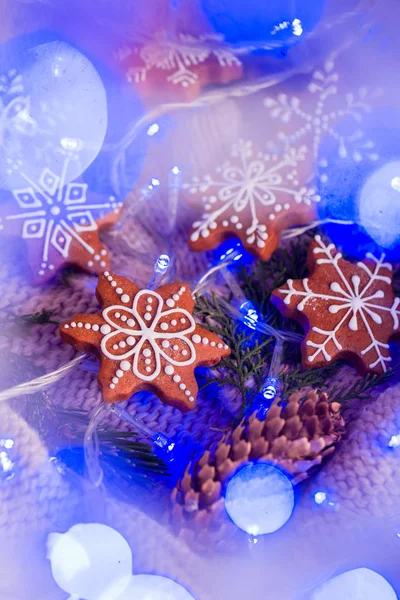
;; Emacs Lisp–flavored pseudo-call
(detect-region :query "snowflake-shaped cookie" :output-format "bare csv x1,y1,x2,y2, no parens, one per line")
60,272,230,412
0,158,122,284
183,139,319,260
272,235,400,374
263,57,381,178
114,32,242,103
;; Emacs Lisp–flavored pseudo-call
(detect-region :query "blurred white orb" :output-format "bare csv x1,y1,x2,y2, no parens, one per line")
0,41,107,190
358,161,400,249
311,567,397,600
224,463,294,535
47,523,132,600
115,575,195,600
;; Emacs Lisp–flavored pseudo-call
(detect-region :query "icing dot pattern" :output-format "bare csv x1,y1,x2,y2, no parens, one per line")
61,279,230,410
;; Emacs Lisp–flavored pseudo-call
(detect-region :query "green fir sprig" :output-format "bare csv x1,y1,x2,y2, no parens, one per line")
194,232,393,414
328,369,395,405
50,405,169,488
195,293,273,411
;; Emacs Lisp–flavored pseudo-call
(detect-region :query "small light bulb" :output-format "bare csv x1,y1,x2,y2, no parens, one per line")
155,254,170,274
388,433,400,448
292,18,303,36
314,491,327,505
147,123,160,136
171,166,180,175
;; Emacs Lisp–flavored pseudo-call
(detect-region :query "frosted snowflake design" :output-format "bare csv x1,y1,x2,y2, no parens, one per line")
263,58,381,176
0,156,122,279
185,139,319,249
116,32,241,88
100,288,197,384
61,275,230,409
276,235,400,373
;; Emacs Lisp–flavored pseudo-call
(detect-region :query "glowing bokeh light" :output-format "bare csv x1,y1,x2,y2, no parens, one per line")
224,463,294,535
358,161,400,250
388,432,400,448
311,568,397,600
314,491,327,505
47,523,132,600
115,575,196,600
0,41,107,191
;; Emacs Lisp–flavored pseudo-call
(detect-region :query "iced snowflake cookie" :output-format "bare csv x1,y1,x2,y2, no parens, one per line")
184,139,319,261
263,56,382,178
60,272,230,411
114,32,242,105
0,169,122,285
271,235,400,374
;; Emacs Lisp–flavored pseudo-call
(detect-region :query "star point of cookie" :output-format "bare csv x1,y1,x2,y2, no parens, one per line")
114,31,242,106
271,235,400,375
60,272,230,412
183,139,319,261
0,167,123,284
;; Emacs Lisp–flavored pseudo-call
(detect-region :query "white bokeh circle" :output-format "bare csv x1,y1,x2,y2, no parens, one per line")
358,161,400,250
115,575,196,600
47,522,132,600
224,463,294,535
0,41,107,191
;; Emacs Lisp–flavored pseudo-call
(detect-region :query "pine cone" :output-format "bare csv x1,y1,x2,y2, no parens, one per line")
170,390,344,544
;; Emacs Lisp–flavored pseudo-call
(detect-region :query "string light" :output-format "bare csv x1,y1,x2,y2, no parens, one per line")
224,463,294,537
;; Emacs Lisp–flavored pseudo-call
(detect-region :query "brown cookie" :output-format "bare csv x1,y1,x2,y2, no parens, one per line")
60,272,230,412
114,32,243,106
271,235,400,374
183,139,319,261
0,173,122,285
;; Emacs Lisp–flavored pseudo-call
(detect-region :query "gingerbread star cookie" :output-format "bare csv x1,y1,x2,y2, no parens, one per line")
184,139,319,261
60,272,230,411
114,31,242,106
271,235,400,374
0,169,122,285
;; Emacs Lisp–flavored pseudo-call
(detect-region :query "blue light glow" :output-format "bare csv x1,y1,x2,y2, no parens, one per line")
201,0,325,46
171,165,181,175
239,300,260,330
292,18,303,36
262,377,279,400
225,463,294,535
